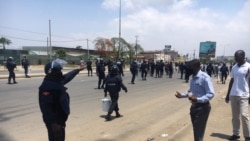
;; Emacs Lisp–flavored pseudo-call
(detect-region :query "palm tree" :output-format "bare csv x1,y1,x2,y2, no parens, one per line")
0,37,12,50
110,37,132,59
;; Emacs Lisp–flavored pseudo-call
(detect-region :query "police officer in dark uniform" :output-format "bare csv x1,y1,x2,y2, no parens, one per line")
97,58,106,89
130,60,138,84
179,62,185,79
107,59,113,73
39,59,85,141
155,61,160,78
168,62,174,78
5,56,17,84
21,55,30,78
140,60,148,80
185,61,192,83
86,59,93,76
149,60,155,77
104,65,127,121
116,59,124,76
206,63,214,77
159,60,164,77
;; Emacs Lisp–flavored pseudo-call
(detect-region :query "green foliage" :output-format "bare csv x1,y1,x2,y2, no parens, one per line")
0,37,12,50
38,58,42,65
56,49,67,59
76,46,82,49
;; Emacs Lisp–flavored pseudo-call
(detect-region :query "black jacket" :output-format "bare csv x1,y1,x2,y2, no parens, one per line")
5,60,16,71
39,69,79,126
104,74,127,94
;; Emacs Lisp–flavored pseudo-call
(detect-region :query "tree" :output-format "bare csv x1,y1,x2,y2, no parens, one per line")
110,37,131,59
0,37,12,50
93,37,115,58
56,49,66,59
76,46,82,49
111,37,144,61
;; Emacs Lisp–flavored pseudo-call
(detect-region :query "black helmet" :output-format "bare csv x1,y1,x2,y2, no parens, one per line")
8,57,13,61
44,59,67,74
110,65,119,74
100,58,104,63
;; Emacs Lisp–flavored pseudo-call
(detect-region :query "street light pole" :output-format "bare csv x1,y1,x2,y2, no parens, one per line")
117,0,121,60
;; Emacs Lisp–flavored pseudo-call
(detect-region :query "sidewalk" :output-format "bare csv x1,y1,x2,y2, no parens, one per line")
0,65,89,79
0,65,131,79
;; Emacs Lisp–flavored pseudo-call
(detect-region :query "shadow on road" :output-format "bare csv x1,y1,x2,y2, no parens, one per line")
210,132,230,140
0,130,14,141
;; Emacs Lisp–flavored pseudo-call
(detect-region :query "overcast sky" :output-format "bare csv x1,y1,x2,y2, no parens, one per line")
0,0,249,57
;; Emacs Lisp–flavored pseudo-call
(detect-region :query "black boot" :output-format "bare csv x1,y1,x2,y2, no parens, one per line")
115,111,122,118
105,113,112,121
13,79,17,84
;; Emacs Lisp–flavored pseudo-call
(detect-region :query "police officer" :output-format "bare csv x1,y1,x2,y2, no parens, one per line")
185,61,192,83
107,59,113,73
104,65,127,121
206,63,214,77
179,62,185,79
149,60,155,77
96,58,106,89
155,61,160,78
159,60,164,77
130,60,138,84
168,62,174,78
39,59,86,141
86,59,93,76
5,56,17,84
116,59,124,76
140,60,148,80
21,55,30,78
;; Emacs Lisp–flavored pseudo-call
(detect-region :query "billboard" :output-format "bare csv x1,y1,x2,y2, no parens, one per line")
165,45,171,53
199,41,216,58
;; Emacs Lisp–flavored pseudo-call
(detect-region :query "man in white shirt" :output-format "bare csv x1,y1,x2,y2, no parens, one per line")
225,50,250,141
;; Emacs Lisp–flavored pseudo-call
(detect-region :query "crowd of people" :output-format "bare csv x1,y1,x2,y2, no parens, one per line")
4,49,250,141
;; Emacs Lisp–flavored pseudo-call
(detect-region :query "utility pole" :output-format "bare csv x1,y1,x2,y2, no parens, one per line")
193,49,195,59
135,35,138,61
47,37,49,58
49,19,52,61
86,39,89,59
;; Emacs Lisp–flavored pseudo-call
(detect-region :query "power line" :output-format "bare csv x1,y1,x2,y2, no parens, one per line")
0,34,87,43
0,25,76,40
0,25,47,35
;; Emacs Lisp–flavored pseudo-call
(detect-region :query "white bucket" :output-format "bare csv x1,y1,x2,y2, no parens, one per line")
102,98,111,112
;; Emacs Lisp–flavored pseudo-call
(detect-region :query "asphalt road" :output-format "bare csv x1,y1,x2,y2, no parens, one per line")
0,70,232,141
0,70,193,141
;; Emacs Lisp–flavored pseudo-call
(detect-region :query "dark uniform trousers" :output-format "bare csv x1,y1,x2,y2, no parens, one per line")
131,72,136,83
24,66,29,76
46,124,65,141
108,93,119,114
190,102,211,141
8,70,16,82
